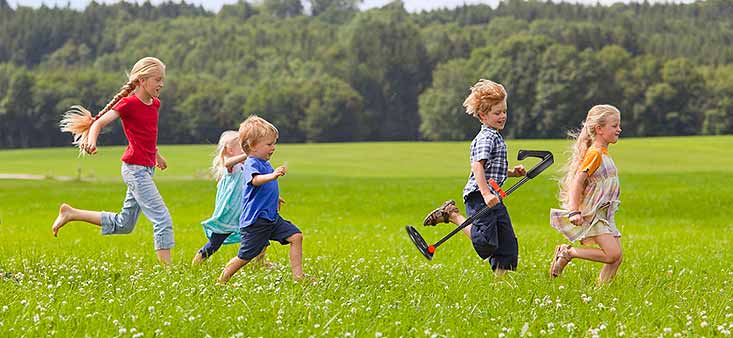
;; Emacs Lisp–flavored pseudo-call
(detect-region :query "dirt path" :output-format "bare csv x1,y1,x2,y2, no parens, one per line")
0,173,74,181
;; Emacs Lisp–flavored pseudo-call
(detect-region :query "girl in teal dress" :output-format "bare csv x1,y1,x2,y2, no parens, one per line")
192,131,269,264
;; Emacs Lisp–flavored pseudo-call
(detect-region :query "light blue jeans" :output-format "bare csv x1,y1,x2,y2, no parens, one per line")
101,163,175,250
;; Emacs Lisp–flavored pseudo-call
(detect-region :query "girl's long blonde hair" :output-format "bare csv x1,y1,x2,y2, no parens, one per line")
558,104,621,208
59,57,166,151
211,130,239,181
463,79,507,119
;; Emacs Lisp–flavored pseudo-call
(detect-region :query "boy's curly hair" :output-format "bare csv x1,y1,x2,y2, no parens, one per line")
463,79,507,119
238,115,279,153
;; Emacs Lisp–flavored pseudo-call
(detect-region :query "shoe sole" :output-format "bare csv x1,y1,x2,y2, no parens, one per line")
422,200,455,226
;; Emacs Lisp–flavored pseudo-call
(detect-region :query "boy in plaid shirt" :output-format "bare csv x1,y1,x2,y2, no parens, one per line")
423,79,526,277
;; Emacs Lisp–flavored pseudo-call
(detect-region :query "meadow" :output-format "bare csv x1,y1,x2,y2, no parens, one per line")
1,136,733,337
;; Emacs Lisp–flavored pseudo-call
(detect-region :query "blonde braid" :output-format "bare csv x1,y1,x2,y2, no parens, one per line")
59,80,136,150
96,80,136,120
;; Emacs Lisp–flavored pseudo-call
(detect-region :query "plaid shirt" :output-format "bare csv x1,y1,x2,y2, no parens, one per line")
463,125,508,199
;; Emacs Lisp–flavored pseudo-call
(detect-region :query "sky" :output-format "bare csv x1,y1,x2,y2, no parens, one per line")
8,0,697,13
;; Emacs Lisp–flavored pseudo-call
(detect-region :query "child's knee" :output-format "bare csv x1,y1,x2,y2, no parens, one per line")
605,250,622,264
117,218,137,234
287,233,303,244
610,251,622,265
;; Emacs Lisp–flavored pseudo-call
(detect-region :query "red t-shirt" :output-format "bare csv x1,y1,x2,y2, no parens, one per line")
113,94,160,167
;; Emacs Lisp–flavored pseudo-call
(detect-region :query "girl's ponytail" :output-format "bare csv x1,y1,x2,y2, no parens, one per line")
59,80,136,148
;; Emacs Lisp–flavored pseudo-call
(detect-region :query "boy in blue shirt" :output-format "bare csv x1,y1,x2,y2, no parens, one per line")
423,79,526,278
218,115,305,283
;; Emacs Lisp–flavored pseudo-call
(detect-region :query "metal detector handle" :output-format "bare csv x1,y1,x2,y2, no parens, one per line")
518,150,554,179
488,178,506,199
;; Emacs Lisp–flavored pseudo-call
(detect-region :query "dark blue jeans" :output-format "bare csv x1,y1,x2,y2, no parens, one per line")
198,233,231,259
238,216,301,260
465,191,518,271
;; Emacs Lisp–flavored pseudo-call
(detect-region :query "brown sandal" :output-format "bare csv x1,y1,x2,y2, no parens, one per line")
550,244,572,278
422,200,458,226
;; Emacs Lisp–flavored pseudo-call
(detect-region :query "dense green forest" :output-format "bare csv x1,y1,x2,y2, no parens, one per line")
1,0,732,148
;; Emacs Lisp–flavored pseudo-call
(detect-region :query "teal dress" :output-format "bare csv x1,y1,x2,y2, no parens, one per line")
200,163,245,244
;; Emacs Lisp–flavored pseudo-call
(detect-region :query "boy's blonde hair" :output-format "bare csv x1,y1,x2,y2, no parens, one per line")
238,115,279,153
463,79,507,119
558,104,621,208
59,57,166,150
211,130,239,181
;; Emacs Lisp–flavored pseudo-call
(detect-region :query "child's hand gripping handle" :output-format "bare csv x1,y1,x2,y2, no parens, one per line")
488,178,506,199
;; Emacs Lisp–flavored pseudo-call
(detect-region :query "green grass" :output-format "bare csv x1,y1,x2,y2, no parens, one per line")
1,136,733,337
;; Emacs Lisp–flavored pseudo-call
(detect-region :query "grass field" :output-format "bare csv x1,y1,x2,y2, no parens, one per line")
1,136,733,337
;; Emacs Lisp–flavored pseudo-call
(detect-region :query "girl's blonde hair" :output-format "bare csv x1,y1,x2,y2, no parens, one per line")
59,57,166,151
211,130,239,181
238,115,279,153
558,104,621,208
463,79,507,119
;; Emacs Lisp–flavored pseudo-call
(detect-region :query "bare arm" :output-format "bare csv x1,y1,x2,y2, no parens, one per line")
224,154,248,172
472,160,500,208
251,166,287,186
567,171,588,212
568,171,588,225
81,110,120,154
155,149,168,170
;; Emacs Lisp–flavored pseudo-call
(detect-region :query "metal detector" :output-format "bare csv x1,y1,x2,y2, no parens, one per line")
406,150,554,260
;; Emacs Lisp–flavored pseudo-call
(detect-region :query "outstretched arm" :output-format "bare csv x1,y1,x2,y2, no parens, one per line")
251,166,287,186
81,110,120,154
224,154,248,172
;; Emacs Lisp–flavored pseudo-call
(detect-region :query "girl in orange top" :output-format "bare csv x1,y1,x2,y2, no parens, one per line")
549,105,623,283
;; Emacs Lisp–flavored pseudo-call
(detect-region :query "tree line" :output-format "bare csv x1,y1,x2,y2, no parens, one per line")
1,0,732,148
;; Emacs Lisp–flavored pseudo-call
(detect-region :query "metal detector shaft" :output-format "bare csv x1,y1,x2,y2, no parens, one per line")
430,150,553,250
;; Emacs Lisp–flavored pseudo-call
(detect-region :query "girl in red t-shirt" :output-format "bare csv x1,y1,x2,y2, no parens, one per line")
53,57,175,265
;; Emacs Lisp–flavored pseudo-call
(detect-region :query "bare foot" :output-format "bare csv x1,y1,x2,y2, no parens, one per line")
52,203,73,237
262,261,277,270
294,274,318,285
252,258,276,270
191,252,205,266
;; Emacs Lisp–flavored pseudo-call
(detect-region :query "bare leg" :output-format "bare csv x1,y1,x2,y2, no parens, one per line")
191,252,204,266
252,247,271,269
52,203,103,236
218,257,250,284
156,249,172,266
447,211,472,238
568,234,622,283
287,233,304,280
495,268,508,279
597,237,622,284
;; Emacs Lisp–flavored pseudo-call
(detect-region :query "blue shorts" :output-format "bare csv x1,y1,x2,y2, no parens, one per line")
238,216,301,260
465,191,518,271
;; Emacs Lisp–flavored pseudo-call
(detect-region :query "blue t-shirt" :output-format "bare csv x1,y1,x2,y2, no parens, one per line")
239,157,280,228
